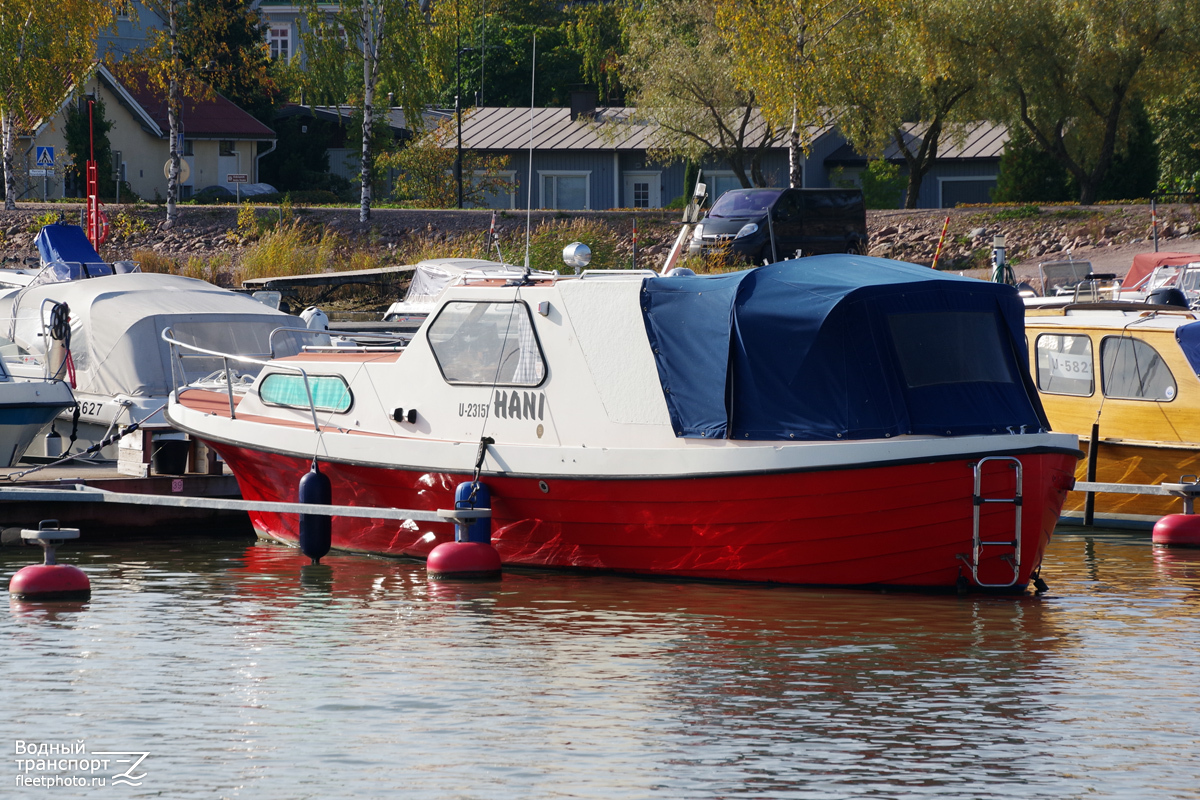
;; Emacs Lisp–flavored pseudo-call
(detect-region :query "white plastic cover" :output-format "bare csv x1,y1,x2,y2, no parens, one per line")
1,273,299,398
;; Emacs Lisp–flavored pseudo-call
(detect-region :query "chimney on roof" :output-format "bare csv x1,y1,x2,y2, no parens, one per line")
569,90,596,122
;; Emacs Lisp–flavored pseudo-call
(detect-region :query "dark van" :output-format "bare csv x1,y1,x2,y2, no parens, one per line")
687,188,867,263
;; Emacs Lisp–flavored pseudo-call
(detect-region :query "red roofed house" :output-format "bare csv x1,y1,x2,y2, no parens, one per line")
18,63,276,202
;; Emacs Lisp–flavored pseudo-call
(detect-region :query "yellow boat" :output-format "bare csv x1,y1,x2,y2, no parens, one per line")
1026,303,1200,526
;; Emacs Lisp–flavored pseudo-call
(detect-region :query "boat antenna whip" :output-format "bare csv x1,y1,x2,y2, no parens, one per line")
522,33,536,282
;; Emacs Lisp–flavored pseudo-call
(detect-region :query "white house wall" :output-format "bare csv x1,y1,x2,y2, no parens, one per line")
22,74,266,202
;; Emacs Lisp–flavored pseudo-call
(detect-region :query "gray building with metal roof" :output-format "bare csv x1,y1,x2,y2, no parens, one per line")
447,105,1006,211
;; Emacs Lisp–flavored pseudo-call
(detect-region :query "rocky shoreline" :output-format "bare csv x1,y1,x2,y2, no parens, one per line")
2,202,1195,284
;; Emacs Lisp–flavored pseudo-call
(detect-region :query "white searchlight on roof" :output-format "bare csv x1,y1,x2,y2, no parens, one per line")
562,242,591,273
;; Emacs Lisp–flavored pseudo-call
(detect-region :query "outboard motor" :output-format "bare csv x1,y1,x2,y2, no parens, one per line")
1146,287,1189,308
300,306,329,330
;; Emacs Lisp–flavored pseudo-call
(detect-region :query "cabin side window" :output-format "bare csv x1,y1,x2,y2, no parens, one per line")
1100,336,1176,401
260,373,352,412
1035,334,1094,396
428,301,546,386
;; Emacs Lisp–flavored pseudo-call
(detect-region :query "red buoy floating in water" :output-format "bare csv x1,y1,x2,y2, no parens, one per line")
427,481,501,580
1153,514,1200,547
427,541,503,580
8,521,90,601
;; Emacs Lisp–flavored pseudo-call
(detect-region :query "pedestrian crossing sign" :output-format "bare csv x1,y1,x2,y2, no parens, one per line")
36,146,54,167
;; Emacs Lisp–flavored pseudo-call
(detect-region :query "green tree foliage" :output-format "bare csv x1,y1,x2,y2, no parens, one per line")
0,0,115,208
1098,99,1158,201
714,0,872,187
971,0,1200,205
462,21,580,107
859,160,906,209
378,115,512,208
64,98,115,198
258,115,356,197
563,2,627,104
455,1,630,108
992,130,1073,203
830,0,977,208
621,0,780,188
1152,90,1200,194
178,0,279,126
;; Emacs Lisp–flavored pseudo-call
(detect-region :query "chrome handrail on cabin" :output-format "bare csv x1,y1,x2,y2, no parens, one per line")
266,324,408,356
162,328,322,433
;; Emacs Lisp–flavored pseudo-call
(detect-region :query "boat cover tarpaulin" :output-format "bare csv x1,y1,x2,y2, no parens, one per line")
34,224,112,278
1124,251,1200,289
641,255,1048,440
1175,321,1200,376
1,273,300,397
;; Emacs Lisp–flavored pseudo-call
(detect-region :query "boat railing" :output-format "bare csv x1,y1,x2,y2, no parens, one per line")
268,325,408,356
162,328,323,433
579,269,660,279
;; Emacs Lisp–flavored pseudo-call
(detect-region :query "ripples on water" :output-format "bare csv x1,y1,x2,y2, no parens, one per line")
2,531,1199,799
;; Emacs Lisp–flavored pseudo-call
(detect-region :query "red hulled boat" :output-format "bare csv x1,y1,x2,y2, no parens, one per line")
166,255,1080,591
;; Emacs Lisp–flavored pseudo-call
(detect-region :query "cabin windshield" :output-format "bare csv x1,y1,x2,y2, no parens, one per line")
427,301,545,386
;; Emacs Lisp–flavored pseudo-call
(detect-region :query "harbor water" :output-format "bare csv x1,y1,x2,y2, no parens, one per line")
3,530,1198,799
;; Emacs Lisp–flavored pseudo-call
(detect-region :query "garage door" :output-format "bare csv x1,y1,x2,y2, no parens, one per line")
941,179,997,207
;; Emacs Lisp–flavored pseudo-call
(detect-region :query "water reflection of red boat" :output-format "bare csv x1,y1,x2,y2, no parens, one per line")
169,257,1080,591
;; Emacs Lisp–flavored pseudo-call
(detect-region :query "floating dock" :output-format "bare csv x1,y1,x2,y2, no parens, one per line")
0,461,246,535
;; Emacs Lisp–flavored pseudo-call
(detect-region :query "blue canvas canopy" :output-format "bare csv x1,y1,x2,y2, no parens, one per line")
1175,320,1200,375
34,224,112,278
640,255,1048,441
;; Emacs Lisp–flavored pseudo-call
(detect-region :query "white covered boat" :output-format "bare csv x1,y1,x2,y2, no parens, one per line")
383,257,541,324
1,271,303,470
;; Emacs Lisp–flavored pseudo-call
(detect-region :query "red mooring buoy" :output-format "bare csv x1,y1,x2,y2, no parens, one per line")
8,521,90,601
1152,514,1200,547
427,541,502,580
427,481,501,580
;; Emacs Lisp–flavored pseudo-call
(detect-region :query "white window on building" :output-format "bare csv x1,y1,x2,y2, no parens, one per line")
474,170,517,210
269,26,291,61
539,171,590,210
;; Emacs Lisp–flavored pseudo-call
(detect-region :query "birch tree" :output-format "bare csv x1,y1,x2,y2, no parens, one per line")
0,0,114,209
119,0,213,228
301,0,439,223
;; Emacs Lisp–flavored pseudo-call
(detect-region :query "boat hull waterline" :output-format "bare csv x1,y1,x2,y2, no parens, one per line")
206,438,1079,590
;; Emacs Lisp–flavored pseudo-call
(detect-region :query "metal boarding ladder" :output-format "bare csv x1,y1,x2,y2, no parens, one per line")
960,456,1023,588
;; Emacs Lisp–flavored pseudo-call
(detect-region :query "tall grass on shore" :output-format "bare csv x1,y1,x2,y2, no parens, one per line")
128,214,708,293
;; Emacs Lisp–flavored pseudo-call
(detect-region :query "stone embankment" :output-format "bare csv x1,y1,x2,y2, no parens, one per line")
864,204,1197,274
1,202,1196,282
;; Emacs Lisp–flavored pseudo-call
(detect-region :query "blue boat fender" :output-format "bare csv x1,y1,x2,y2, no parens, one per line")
428,481,501,580
454,481,492,543
298,463,332,564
